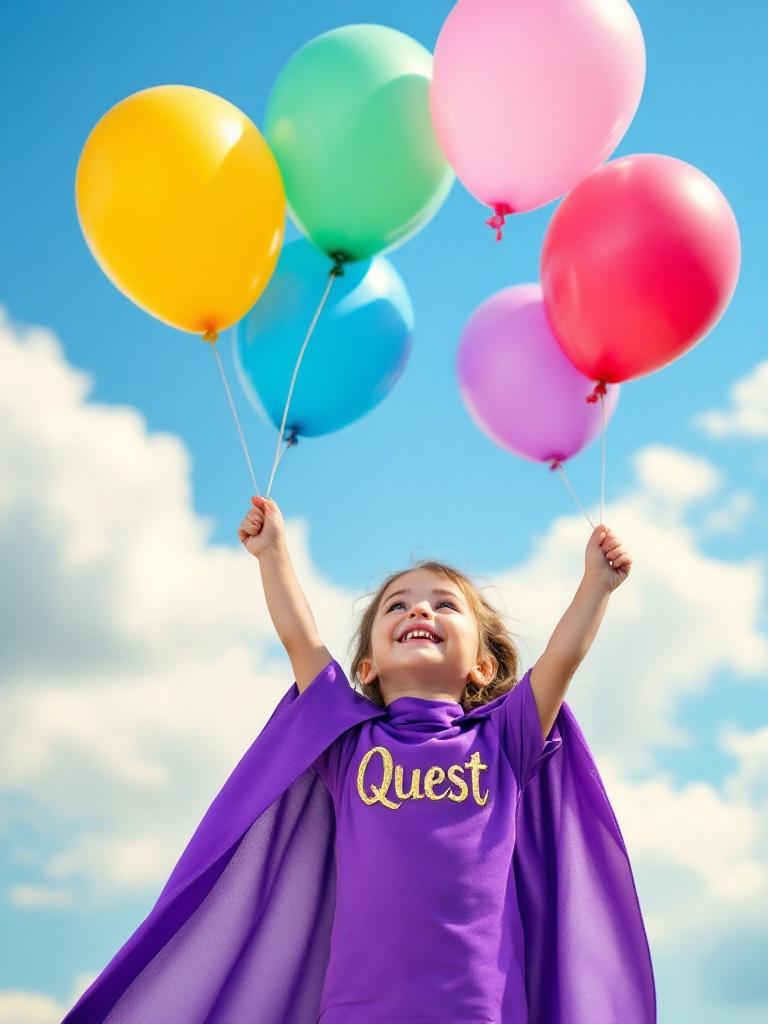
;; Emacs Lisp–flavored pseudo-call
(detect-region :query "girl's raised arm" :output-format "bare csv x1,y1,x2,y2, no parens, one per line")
531,524,633,738
238,496,332,694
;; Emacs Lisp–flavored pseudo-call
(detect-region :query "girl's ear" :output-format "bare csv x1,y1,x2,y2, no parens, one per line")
358,658,376,686
471,655,497,686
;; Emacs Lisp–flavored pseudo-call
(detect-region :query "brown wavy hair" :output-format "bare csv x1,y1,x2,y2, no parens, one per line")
347,558,525,711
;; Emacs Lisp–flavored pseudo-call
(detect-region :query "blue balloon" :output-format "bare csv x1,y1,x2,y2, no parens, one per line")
233,239,414,437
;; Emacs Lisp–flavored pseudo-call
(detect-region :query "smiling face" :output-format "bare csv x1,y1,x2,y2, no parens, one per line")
357,568,497,706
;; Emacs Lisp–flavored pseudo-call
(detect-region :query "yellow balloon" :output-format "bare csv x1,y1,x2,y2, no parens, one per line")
75,85,286,335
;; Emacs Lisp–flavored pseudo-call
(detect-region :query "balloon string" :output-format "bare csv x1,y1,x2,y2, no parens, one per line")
271,427,299,479
548,380,610,532
203,329,261,496
585,379,608,527
549,459,595,530
265,255,346,499
599,387,607,527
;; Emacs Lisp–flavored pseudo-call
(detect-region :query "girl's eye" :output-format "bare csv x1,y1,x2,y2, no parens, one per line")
386,599,458,612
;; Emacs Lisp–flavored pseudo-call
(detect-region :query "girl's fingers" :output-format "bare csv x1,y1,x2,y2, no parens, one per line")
605,545,624,560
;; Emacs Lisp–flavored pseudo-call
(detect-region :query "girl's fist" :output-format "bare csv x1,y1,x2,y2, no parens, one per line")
584,524,632,592
238,496,286,559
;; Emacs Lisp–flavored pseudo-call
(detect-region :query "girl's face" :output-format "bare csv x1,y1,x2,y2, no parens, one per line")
359,568,495,704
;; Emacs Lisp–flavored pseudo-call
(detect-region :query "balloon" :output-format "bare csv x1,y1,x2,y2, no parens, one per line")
264,24,454,261
540,154,742,384
456,284,620,463
75,85,285,335
430,0,645,228
234,240,414,437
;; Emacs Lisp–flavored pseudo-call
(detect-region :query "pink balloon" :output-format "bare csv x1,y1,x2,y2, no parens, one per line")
456,284,620,464
430,0,646,232
541,154,742,384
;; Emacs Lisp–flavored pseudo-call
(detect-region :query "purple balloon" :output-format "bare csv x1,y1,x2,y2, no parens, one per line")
456,283,620,463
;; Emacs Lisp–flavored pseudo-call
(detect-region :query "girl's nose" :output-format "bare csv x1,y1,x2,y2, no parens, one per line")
409,601,432,614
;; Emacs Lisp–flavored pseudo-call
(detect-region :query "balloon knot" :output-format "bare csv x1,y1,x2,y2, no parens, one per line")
202,329,218,345
330,252,348,277
485,202,513,241
585,380,607,404
549,459,562,472
285,428,300,447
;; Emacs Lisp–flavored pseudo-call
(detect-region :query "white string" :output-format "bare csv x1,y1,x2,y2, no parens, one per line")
270,428,298,482
206,333,260,495
552,380,614,532
552,461,596,530
266,263,342,499
600,388,607,527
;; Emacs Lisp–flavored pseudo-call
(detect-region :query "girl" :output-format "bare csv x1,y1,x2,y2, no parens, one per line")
239,496,655,1023
62,497,655,1024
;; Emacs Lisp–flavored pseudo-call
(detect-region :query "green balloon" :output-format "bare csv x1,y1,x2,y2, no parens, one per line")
264,23,454,261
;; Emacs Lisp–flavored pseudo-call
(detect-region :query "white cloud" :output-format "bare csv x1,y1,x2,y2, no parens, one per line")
698,490,756,534
0,991,67,1024
7,883,74,909
634,443,721,504
0,305,357,899
0,972,99,1024
720,722,768,806
692,359,768,438
1,306,767,1021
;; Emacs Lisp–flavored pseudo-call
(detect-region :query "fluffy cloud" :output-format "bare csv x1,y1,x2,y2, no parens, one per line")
1,306,767,1021
692,358,768,438
0,990,67,1024
0,306,357,894
0,975,95,1024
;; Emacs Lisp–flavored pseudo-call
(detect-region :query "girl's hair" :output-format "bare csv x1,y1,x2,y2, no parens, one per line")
347,558,523,711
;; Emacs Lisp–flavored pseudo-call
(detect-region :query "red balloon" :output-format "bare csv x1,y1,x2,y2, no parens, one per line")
540,154,741,384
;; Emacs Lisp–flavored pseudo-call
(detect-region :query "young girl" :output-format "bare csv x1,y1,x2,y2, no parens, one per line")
62,496,656,1024
240,495,655,1024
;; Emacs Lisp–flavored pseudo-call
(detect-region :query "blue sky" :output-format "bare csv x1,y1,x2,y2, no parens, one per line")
1,2,767,1022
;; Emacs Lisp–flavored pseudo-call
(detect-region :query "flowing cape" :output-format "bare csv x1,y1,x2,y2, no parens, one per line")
61,659,656,1023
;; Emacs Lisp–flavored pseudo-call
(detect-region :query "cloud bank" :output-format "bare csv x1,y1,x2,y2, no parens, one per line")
1,306,766,1023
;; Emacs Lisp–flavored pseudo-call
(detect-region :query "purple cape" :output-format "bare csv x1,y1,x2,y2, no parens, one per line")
61,659,656,1023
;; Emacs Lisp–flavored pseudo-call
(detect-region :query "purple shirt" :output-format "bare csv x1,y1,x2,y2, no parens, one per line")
313,666,557,1024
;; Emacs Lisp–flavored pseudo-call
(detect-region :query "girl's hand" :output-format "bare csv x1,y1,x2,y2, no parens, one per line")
238,496,286,559
584,524,632,593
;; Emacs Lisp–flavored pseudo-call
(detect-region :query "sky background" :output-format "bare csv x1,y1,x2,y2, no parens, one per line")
1,1,767,1021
